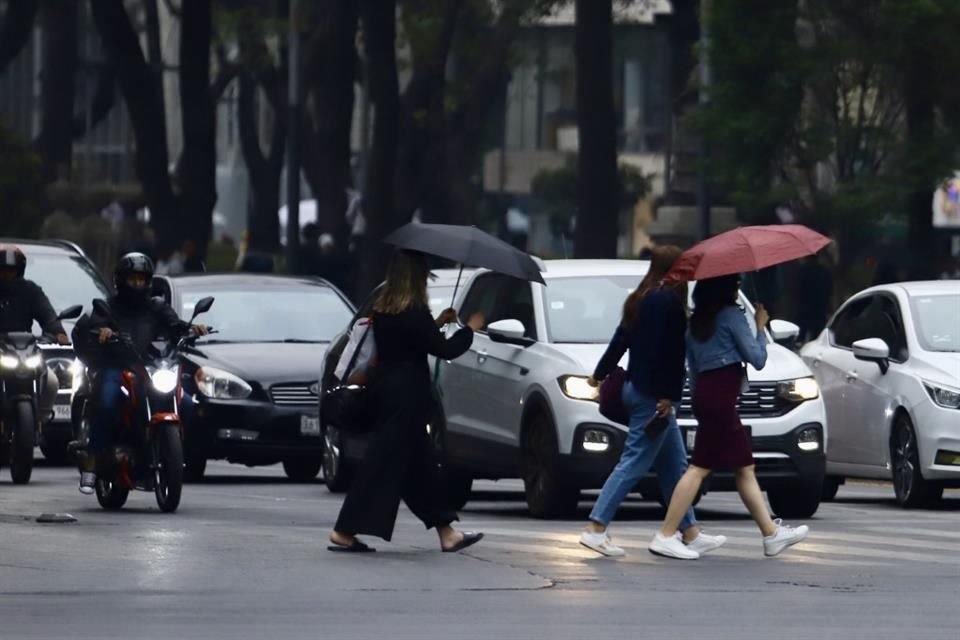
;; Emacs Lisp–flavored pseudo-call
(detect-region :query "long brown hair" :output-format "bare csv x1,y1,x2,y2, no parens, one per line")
373,250,430,314
621,245,686,329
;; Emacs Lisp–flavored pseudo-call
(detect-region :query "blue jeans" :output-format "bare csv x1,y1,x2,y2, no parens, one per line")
589,382,697,530
89,368,125,453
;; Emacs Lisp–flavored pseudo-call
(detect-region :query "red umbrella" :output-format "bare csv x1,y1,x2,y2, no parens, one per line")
666,224,831,281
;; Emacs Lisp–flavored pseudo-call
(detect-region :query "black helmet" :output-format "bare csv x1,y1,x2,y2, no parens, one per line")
114,252,155,303
0,245,27,278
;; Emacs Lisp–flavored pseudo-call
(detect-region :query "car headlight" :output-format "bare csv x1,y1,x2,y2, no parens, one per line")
777,377,819,401
558,375,599,401
151,368,179,394
0,355,20,369
924,383,960,410
24,355,43,369
195,366,252,399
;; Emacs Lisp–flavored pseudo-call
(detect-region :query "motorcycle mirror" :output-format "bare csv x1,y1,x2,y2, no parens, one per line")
190,296,215,321
57,305,83,321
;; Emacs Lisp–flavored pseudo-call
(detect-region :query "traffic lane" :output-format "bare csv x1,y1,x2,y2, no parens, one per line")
2,465,959,639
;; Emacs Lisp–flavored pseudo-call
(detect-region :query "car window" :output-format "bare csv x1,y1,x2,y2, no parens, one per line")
875,296,908,361
428,285,456,316
830,296,873,348
459,274,503,330
910,294,960,352
181,287,352,343
493,279,537,340
23,252,110,314
543,276,638,343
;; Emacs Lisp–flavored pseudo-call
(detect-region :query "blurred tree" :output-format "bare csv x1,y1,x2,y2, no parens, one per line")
0,0,37,73
0,121,44,237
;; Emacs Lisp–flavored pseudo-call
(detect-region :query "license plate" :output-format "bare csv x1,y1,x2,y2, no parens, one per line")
53,404,71,421
685,429,696,450
300,415,321,436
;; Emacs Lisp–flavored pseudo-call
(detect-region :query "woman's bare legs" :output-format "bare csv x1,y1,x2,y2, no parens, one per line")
659,465,711,537
735,465,777,537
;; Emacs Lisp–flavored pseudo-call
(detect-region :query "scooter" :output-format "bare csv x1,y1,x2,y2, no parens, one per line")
74,296,214,512
0,304,83,484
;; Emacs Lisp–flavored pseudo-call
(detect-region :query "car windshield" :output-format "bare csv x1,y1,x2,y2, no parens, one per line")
25,252,110,319
543,276,639,343
181,287,353,343
910,294,960,352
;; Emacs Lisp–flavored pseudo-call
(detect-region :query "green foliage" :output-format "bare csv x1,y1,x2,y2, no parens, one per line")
0,121,45,237
532,162,650,232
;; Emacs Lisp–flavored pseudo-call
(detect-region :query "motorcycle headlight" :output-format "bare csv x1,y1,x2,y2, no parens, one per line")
924,383,960,410
0,355,19,369
24,355,43,369
558,375,600,401
195,366,252,400
151,368,179,394
777,377,820,402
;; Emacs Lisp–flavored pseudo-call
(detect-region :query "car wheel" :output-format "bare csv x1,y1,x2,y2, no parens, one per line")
891,413,943,508
322,423,353,493
521,414,579,519
283,457,322,482
184,441,207,483
768,480,823,519
821,476,843,502
39,438,71,465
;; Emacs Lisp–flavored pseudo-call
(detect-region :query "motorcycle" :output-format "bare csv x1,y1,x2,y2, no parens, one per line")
0,304,83,484
73,296,214,512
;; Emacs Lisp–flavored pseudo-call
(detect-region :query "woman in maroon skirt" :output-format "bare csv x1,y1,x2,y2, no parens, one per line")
649,275,810,559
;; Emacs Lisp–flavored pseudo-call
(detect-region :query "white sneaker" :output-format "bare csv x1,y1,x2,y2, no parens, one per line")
685,532,727,555
763,519,809,557
649,532,700,560
79,472,96,495
579,530,626,557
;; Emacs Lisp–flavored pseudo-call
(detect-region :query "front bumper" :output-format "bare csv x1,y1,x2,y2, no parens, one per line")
915,400,960,484
187,396,323,464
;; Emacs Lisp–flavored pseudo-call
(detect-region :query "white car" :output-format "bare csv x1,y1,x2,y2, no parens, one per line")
801,281,960,507
436,259,828,518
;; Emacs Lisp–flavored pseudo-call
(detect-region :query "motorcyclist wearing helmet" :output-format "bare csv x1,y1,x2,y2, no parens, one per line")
72,252,208,493
0,244,71,425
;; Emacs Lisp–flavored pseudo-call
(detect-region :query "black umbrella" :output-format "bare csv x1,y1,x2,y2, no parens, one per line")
384,223,546,292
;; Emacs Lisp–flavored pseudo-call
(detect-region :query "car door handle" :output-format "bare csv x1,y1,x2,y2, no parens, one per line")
845,370,858,383
477,350,488,364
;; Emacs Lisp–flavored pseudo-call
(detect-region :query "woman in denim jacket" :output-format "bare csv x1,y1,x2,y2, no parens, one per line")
578,246,726,558
650,274,810,560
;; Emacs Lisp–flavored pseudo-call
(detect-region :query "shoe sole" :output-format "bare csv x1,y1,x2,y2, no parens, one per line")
764,531,808,557
648,545,699,560
579,541,625,558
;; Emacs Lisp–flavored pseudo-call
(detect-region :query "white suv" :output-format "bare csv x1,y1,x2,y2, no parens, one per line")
436,259,827,518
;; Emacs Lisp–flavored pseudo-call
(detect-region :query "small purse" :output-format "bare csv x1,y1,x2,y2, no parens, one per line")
322,321,375,433
598,366,629,426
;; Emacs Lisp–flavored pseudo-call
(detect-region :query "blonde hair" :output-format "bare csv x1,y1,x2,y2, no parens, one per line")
373,250,429,314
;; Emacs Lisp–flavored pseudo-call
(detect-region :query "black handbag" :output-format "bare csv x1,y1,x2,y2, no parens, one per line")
321,322,375,433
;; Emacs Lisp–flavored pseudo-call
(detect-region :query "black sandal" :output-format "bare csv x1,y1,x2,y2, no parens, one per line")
442,532,484,553
328,539,376,553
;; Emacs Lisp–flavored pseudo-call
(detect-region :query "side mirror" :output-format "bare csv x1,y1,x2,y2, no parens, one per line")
57,305,83,321
190,296,215,321
852,338,890,374
487,319,532,346
769,319,800,344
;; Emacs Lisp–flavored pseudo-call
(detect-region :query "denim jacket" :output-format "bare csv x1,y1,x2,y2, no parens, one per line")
686,305,767,391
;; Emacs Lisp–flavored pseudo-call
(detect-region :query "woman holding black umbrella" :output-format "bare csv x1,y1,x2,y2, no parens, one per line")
329,249,486,553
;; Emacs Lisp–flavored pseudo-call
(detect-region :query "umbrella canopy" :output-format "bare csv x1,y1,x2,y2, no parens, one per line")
384,223,545,284
667,224,832,281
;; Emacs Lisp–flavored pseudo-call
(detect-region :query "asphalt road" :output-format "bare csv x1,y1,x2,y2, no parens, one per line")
1,457,958,640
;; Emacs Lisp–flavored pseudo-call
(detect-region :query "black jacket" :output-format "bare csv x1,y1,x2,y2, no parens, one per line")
0,279,65,335
72,295,189,368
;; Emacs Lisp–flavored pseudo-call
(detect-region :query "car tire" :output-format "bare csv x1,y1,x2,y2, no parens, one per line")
891,413,943,508
322,423,353,493
184,442,207,483
283,457,322,482
521,414,579,519
821,476,843,502
768,480,823,519
40,438,71,465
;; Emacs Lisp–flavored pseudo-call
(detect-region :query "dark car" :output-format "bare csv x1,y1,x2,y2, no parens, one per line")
0,239,111,462
152,274,355,481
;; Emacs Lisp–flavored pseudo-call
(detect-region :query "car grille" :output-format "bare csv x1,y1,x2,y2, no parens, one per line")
678,382,793,419
269,383,318,406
